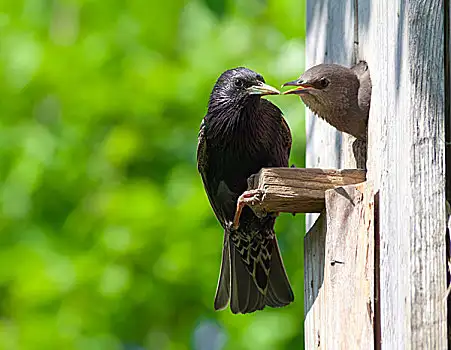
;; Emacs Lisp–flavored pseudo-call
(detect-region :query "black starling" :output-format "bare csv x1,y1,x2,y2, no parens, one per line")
282,61,372,140
197,67,294,314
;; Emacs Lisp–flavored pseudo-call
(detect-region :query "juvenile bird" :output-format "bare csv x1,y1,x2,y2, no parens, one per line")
197,67,294,314
283,61,371,140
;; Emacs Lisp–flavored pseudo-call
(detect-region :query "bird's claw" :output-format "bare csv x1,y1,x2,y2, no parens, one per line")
232,189,267,230
226,221,237,233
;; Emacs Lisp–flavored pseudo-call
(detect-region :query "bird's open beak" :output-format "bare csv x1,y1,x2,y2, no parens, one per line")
282,80,313,95
247,82,280,96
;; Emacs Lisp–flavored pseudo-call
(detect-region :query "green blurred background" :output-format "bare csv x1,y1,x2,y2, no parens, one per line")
0,0,306,349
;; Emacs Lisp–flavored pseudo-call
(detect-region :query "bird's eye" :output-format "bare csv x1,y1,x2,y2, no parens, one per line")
234,79,244,87
318,78,329,88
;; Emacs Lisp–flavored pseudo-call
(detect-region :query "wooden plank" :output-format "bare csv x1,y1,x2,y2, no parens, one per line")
304,209,326,350
305,0,356,230
304,181,375,349
446,1,451,345
304,1,374,348
358,0,448,347
245,168,366,214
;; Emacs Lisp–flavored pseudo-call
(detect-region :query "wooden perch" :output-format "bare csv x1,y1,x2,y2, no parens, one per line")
246,167,366,214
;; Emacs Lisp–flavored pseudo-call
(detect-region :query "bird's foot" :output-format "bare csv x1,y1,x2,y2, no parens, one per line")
226,221,237,233
232,189,266,230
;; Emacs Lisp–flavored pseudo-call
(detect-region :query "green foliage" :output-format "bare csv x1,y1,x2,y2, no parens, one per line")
0,0,306,349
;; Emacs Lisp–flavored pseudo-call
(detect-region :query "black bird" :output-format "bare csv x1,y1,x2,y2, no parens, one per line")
282,61,372,140
197,67,294,314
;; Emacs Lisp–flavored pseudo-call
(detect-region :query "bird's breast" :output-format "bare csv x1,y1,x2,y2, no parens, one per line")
209,134,272,194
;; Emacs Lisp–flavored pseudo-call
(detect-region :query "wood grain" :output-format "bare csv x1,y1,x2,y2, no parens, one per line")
358,0,448,347
245,168,366,214
304,182,375,349
304,0,448,347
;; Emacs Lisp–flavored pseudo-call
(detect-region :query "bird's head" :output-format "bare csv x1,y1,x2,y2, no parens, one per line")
209,67,280,111
282,64,360,114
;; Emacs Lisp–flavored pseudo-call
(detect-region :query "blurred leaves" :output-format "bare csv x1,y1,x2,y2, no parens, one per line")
0,0,306,349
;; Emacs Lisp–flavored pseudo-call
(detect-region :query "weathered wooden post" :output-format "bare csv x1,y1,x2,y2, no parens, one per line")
303,0,449,348
244,1,448,346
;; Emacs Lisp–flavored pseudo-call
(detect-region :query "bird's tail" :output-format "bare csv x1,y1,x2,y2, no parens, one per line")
214,230,294,314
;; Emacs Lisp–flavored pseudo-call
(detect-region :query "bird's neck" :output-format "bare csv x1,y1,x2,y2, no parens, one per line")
208,97,262,140
302,95,367,139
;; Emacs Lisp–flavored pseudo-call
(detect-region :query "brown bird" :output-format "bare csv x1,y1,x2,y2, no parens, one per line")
197,67,294,314
282,61,372,140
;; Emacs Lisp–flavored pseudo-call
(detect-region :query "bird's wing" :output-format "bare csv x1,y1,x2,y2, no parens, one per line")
280,116,292,165
197,118,219,216
197,118,234,227
352,61,372,115
196,118,208,175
